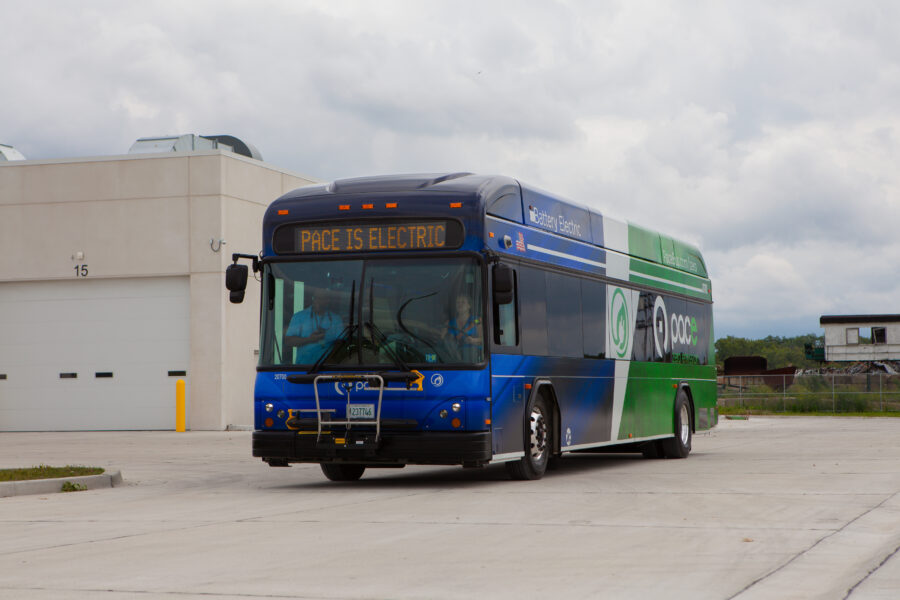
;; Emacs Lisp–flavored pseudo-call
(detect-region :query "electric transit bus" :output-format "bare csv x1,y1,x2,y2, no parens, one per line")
226,173,716,481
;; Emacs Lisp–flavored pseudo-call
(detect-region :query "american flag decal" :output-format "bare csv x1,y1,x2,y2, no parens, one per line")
516,232,526,252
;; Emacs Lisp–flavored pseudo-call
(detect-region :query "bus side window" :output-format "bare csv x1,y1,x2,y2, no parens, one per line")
519,266,549,356
493,269,519,347
546,272,583,358
582,279,606,359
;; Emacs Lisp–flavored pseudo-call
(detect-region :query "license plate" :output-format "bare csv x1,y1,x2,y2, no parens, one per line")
348,404,374,420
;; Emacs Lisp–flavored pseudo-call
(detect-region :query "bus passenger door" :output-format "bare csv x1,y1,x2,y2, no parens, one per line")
489,264,525,458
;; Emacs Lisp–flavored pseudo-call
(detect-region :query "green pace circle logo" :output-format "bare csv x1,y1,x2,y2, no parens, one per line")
610,288,629,358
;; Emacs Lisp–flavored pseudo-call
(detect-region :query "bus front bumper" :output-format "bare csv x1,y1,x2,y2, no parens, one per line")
252,430,492,467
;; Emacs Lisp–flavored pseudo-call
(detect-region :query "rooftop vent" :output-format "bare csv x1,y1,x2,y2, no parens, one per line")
0,143,26,161
128,134,262,160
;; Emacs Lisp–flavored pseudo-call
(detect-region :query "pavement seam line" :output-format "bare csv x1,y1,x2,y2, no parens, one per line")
0,492,437,558
234,490,436,523
0,584,377,599
726,491,899,599
842,531,900,598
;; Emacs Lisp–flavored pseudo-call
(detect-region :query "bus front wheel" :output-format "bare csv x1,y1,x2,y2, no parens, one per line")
661,390,692,459
506,394,552,480
320,463,366,481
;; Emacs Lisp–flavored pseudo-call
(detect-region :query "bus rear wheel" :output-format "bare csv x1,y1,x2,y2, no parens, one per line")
661,390,692,459
506,394,552,480
320,463,366,481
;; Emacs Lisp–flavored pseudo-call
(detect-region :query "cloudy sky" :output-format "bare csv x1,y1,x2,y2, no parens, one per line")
3,1,899,339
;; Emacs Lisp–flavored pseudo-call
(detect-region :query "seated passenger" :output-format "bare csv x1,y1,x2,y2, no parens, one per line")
285,290,343,364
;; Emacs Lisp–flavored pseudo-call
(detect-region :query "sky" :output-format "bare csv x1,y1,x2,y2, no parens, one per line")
3,0,899,339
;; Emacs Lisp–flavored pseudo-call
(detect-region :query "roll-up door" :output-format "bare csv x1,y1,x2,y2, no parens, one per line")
0,277,189,430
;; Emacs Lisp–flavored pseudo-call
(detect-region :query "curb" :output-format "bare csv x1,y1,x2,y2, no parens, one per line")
0,470,123,498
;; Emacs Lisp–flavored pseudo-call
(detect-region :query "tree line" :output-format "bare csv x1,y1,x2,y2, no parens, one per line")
714,334,823,371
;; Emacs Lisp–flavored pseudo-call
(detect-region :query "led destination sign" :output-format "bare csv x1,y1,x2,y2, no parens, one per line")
274,220,464,254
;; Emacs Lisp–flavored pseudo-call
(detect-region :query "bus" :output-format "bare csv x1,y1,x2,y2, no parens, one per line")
226,173,716,481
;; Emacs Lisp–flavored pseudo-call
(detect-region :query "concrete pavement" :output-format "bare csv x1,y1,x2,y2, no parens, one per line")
0,417,898,599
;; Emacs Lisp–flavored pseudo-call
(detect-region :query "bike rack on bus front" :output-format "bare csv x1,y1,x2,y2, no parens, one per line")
287,372,421,448
306,373,384,444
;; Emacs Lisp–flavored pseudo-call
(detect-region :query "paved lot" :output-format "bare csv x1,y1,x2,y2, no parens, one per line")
1,417,899,599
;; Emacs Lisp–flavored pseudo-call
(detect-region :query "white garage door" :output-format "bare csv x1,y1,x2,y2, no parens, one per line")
0,277,189,431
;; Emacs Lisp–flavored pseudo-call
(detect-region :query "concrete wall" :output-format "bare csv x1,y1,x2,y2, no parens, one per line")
0,151,316,429
823,322,900,362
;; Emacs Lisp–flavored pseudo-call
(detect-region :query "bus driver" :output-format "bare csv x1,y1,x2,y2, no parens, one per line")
285,290,343,364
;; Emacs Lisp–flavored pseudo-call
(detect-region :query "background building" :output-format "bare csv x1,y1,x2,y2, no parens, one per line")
820,314,900,362
0,136,316,431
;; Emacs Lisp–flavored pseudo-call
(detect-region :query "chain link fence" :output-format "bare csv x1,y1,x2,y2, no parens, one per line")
717,373,900,413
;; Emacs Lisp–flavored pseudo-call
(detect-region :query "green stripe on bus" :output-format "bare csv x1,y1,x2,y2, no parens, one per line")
629,258,709,287
628,274,710,300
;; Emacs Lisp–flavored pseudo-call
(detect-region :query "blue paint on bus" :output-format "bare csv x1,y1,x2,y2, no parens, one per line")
233,173,714,479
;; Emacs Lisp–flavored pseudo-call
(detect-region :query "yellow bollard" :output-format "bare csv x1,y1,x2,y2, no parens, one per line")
175,379,186,432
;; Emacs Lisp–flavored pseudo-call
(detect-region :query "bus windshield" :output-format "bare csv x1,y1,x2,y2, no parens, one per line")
259,257,484,368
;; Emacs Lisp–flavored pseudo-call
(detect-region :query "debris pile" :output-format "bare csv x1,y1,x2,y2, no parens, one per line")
798,360,900,376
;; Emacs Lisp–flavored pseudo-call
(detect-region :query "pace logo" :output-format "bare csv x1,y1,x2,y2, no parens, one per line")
610,288,630,358
652,296,698,358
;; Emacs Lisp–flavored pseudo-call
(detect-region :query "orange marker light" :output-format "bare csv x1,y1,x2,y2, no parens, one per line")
362,203,374,209
485,418,492,425
265,418,274,427
489,232,495,238
339,204,350,211
385,202,397,208
450,202,462,208
451,418,461,428
524,383,532,390
277,210,289,215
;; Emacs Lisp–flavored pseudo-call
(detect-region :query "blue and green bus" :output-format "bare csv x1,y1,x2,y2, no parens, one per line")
226,173,716,481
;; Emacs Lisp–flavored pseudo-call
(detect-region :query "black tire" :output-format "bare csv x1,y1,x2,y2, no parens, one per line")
506,393,552,480
320,463,366,481
661,389,692,459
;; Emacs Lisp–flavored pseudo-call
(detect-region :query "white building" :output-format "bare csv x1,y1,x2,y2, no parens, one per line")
820,315,900,362
0,136,316,431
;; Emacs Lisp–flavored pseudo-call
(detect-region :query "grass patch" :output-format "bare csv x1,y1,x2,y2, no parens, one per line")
718,406,900,418
60,481,88,492
0,465,104,482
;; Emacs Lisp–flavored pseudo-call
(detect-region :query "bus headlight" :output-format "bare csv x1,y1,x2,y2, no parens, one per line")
265,403,274,412
451,403,461,413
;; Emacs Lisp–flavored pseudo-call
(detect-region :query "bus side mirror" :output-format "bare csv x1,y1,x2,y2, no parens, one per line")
492,264,513,305
226,263,248,304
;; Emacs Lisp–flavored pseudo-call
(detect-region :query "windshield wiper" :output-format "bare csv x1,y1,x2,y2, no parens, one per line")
307,323,357,375
365,276,411,372
397,292,445,363
307,280,356,375
365,320,411,372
